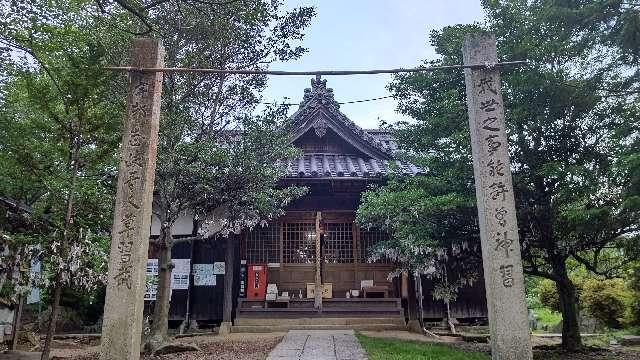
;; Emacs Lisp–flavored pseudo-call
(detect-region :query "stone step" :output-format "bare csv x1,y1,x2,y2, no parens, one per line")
231,323,407,333
235,317,405,326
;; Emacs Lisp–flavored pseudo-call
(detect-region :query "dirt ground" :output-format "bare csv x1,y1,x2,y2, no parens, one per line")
3,331,639,360
1,333,284,360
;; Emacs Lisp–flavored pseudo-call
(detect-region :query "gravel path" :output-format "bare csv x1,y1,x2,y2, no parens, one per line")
267,330,367,360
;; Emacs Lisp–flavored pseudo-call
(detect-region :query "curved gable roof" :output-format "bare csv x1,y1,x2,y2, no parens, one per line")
289,76,394,160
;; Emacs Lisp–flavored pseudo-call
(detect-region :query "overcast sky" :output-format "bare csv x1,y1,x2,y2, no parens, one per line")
260,0,486,128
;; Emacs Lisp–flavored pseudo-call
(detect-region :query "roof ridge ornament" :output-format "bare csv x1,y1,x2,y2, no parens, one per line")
300,75,339,109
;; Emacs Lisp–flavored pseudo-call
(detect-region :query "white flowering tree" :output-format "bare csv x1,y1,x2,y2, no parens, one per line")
0,232,37,301
356,174,483,332
0,3,127,358
147,105,307,350
128,0,314,350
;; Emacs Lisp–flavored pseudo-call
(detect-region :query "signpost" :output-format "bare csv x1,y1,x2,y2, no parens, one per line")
462,33,533,360
100,38,164,360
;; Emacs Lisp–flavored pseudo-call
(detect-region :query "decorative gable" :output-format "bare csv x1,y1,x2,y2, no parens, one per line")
290,76,394,160
281,76,424,179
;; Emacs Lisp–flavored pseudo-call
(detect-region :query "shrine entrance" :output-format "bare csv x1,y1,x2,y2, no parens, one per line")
242,210,396,301
101,33,533,359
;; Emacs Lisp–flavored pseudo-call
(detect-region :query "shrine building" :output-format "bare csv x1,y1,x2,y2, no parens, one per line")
147,77,488,331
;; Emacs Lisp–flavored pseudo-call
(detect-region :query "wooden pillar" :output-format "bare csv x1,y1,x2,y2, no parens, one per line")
101,38,164,360
352,223,359,290
314,211,322,310
462,33,532,359
406,273,422,332
219,234,235,334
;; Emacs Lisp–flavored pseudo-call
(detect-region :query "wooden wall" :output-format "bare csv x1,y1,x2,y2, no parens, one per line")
419,276,488,319
148,236,241,322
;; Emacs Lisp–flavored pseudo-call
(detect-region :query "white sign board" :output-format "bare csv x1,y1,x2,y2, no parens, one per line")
213,262,225,275
193,264,216,286
173,258,191,273
27,256,41,304
170,258,191,290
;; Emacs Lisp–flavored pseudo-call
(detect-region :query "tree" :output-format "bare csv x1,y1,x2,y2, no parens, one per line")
106,1,315,349
0,2,130,358
2,0,314,353
357,1,639,351
356,175,483,331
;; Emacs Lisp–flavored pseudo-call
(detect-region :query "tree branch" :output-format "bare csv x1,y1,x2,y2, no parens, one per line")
571,252,627,278
112,0,154,35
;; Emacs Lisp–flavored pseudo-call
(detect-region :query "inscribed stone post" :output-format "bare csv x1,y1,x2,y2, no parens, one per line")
101,38,164,360
462,33,532,360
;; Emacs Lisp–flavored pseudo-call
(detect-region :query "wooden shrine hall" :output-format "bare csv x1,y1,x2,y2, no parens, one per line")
148,76,488,331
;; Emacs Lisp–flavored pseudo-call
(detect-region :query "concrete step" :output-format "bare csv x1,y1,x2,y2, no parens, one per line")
231,323,407,333
235,317,405,326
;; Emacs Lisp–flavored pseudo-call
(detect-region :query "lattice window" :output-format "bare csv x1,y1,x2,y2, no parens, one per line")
246,223,281,263
360,228,390,263
283,223,316,264
323,223,354,263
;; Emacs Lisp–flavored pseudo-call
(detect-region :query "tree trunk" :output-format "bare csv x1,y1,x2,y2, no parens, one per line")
407,274,418,321
553,259,582,350
149,224,173,346
41,283,62,360
220,235,234,334
42,149,75,359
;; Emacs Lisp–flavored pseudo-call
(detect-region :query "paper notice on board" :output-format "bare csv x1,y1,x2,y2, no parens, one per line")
213,262,225,275
145,259,159,300
171,272,189,290
193,264,216,286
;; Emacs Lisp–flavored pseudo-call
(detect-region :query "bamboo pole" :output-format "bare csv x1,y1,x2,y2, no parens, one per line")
104,61,528,75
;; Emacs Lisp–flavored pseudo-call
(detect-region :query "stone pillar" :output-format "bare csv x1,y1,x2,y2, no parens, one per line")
100,38,164,360
462,33,532,360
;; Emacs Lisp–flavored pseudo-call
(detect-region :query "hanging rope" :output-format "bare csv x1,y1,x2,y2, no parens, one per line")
104,60,528,75
261,95,394,106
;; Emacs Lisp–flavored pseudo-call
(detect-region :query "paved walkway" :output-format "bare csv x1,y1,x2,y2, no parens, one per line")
266,330,367,360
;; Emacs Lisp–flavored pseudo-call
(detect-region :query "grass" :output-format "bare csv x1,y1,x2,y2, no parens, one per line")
355,333,490,360
582,326,640,348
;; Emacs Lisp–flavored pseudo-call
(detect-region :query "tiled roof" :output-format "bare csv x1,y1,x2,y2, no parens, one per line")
280,153,424,179
364,129,398,151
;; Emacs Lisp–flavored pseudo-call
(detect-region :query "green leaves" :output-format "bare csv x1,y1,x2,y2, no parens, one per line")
357,0,640,303
146,2,314,235
0,0,130,295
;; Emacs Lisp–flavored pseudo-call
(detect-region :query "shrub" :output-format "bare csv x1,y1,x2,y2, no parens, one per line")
538,279,560,311
581,278,633,329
